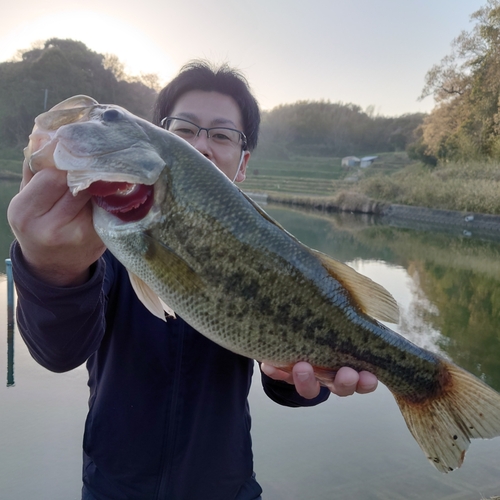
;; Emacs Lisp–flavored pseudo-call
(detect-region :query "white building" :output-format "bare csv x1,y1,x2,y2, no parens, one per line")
341,156,360,168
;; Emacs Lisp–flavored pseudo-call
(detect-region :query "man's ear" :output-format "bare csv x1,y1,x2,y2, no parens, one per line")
235,150,251,183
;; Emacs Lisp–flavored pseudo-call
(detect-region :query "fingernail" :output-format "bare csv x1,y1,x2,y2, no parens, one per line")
261,364,275,375
296,371,310,382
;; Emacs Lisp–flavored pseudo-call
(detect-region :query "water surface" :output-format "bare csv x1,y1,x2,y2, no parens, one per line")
251,206,500,500
1,185,499,499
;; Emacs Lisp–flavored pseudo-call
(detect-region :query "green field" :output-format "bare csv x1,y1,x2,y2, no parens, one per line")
8,146,500,216
242,152,413,197
0,149,412,197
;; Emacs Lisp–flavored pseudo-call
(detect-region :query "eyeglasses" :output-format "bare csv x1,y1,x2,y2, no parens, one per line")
161,117,247,150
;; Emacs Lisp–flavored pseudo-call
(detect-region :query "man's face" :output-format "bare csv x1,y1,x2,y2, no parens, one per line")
168,90,250,182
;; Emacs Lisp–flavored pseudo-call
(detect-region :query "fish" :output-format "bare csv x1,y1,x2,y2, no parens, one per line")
25,95,500,473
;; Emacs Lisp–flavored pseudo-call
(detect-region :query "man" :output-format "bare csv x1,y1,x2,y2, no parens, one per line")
8,61,378,499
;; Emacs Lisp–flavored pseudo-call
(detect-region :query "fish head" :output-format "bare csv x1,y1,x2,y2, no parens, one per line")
27,95,167,194
25,95,209,227
25,95,98,168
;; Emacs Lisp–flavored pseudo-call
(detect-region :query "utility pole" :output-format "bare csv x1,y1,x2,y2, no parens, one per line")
42,88,49,111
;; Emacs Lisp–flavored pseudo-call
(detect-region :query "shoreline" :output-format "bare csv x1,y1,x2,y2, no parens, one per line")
4,178,500,237
245,191,500,240
0,171,22,181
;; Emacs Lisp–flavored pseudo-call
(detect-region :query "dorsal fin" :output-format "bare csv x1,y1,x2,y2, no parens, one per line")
35,95,97,130
311,249,399,323
239,190,399,323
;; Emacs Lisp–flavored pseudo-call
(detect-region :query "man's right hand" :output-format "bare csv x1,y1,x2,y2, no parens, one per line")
7,160,105,286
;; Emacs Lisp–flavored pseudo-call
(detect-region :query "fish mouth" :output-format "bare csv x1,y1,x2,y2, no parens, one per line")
87,181,154,222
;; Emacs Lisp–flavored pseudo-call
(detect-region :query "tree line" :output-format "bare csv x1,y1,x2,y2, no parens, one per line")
257,101,424,159
0,38,159,151
0,38,425,160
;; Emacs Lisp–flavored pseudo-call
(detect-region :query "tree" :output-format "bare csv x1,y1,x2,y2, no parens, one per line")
419,0,500,160
256,100,424,159
0,39,158,149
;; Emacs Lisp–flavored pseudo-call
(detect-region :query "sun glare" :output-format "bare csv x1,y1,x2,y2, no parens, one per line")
0,11,176,85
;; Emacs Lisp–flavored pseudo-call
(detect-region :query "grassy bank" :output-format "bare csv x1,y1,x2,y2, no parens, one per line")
3,144,500,216
243,154,500,216
359,160,500,214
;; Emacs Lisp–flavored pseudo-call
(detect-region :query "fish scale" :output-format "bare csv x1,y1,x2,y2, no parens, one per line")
25,94,500,474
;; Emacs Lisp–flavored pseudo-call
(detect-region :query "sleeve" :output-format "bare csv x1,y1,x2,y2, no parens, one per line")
10,240,108,373
260,368,330,408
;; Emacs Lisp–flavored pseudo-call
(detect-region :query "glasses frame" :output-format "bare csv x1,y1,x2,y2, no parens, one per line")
160,116,248,150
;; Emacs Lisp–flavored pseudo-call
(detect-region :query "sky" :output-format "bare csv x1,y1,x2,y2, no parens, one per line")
0,0,487,116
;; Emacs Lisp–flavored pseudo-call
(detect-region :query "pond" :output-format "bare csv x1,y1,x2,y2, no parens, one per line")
1,181,500,500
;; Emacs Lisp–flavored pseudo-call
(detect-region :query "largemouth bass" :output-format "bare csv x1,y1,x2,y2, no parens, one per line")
25,95,500,473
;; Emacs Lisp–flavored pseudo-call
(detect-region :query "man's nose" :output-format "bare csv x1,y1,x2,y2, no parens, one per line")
191,131,212,157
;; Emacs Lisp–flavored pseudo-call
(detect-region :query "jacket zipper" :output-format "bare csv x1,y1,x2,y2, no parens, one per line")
156,320,185,499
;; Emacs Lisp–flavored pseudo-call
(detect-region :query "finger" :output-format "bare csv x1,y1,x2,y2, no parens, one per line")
292,362,321,399
20,159,34,190
19,167,68,212
260,363,293,383
24,168,91,219
330,366,360,397
356,370,378,394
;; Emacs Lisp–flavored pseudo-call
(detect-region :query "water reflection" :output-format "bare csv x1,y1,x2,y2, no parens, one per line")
0,273,88,500
252,205,500,499
348,259,447,357
1,192,500,499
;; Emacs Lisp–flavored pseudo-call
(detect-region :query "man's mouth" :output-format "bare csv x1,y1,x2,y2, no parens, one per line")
87,181,154,222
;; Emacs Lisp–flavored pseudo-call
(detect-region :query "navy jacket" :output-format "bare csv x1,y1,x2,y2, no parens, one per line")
11,242,329,499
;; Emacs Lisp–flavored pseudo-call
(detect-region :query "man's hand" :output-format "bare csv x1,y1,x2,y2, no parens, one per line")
261,362,378,398
7,161,105,286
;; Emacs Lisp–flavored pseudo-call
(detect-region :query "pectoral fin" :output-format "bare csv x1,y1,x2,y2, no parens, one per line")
128,271,176,321
312,249,399,323
129,231,207,320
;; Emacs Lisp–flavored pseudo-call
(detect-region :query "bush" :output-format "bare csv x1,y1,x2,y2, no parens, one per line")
407,140,437,167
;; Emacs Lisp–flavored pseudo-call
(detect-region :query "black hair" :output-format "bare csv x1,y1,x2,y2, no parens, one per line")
153,60,260,151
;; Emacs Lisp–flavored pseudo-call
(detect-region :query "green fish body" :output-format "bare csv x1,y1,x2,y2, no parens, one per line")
26,95,500,474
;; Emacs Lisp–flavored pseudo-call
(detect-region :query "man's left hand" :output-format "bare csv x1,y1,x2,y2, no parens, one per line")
261,362,378,398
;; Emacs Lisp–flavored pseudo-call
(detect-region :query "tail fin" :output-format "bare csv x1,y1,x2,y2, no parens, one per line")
394,361,500,473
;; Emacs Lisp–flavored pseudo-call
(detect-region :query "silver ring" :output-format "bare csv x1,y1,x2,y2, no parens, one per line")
28,161,38,175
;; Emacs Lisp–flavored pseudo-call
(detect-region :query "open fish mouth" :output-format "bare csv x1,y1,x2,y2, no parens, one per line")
87,181,154,222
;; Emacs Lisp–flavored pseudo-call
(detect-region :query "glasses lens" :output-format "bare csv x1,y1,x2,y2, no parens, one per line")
165,118,246,148
209,128,241,145
166,119,198,140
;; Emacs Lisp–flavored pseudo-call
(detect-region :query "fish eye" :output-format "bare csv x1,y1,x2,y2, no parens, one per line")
102,109,122,122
